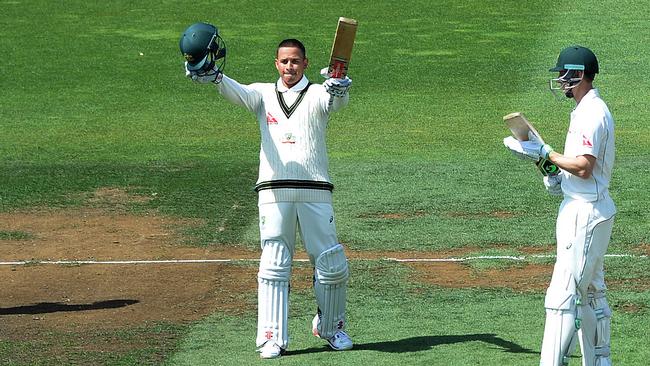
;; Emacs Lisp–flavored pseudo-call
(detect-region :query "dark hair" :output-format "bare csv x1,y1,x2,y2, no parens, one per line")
277,38,306,58
584,72,596,82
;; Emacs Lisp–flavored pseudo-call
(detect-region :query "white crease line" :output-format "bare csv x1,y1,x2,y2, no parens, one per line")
388,254,646,262
0,259,308,265
0,254,645,266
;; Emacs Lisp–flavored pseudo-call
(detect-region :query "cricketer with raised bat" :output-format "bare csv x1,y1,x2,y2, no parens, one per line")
180,22,354,359
504,46,616,366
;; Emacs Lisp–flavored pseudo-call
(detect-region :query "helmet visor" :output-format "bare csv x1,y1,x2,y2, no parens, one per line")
549,70,582,98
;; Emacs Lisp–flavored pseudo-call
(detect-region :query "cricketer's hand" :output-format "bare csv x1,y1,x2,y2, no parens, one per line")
185,62,223,84
504,136,535,161
543,174,563,195
323,77,352,97
320,67,352,97
521,132,554,160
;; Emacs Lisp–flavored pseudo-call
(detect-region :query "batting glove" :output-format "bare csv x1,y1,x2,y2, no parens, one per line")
503,136,535,161
320,66,352,97
543,174,563,196
184,62,223,84
323,77,352,97
521,132,554,160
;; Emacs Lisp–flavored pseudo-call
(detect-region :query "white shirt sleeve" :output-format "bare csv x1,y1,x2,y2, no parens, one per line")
328,92,350,114
313,83,349,114
217,75,263,113
570,111,604,158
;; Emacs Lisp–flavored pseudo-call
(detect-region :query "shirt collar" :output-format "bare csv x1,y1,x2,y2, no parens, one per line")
574,88,599,111
584,88,599,100
276,75,309,93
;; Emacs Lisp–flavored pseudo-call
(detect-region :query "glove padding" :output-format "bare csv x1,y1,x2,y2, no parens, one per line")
503,134,553,161
521,132,554,160
320,67,352,97
185,62,223,84
543,174,563,195
503,136,535,160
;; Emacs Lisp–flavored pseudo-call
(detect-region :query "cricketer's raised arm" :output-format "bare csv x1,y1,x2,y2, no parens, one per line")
217,75,263,113
321,82,350,114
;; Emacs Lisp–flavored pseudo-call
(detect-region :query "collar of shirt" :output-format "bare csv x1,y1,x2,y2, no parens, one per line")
574,88,600,112
276,75,309,93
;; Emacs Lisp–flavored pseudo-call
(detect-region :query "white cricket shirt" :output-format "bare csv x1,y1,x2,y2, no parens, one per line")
561,89,615,203
217,75,348,203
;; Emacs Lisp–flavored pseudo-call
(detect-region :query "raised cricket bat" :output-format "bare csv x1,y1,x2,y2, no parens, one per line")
503,112,559,176
328,17,358,78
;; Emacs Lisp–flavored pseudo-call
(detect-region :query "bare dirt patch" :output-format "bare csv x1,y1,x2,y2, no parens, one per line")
608,277,650,292
634,243,650,256
407,262,552,292
356,210,427,220
613,301,647,314
444,210,517,219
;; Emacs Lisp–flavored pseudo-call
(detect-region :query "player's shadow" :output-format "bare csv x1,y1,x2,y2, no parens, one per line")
0,299,139,315
287,333,536,356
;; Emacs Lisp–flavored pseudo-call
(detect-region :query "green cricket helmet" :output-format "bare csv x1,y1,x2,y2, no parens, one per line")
179,22,226,72
548,45,598,98
549,45,599,74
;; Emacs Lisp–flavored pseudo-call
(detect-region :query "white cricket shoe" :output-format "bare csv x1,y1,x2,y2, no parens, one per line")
326,330,353,350
312,314,353,351
258,341,285,359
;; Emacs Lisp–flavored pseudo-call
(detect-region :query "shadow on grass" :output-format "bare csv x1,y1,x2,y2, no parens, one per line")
0,299,139,315
287,333,536,356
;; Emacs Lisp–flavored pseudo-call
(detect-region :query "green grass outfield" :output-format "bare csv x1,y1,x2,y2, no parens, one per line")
1,0,649,364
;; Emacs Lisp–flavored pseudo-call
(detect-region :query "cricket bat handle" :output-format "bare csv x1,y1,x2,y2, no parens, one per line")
537,158,560,176
329,60,347,79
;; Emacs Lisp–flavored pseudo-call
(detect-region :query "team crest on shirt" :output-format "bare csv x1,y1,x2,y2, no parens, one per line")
582,134,593,147
266,112,278,125
282,133,296,144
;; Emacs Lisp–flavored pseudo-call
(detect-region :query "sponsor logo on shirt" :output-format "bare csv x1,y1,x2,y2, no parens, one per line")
266,112,278,124
582,134,593,147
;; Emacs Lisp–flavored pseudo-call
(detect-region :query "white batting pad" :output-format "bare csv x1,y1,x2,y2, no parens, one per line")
256,241,292,348
577,302,597,366
589,291,612,366
540,270,580,366
313,244,349,338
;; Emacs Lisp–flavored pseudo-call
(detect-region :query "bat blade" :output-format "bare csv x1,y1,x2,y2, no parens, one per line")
503,112,545,143
328,17,358,79
503,112,559,176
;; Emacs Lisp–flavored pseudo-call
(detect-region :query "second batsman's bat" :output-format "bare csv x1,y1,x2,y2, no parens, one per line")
504,112,559,176
328,17,358,78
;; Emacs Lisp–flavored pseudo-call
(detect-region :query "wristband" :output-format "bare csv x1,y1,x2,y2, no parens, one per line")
541,144,554,160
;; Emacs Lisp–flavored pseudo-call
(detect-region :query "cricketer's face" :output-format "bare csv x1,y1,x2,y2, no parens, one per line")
275,46,308,88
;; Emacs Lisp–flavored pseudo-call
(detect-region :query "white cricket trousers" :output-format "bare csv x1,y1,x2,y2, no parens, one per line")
255,201,342,349
540,195,615,366
258,201,339,259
